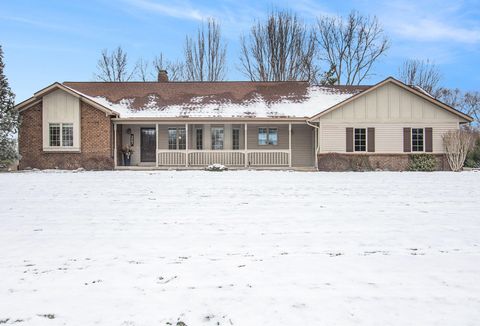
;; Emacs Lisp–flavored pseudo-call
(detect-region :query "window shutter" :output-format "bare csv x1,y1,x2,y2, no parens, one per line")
367,128,375,152
403,128,411,152
425,127,433,152
346,128,353,152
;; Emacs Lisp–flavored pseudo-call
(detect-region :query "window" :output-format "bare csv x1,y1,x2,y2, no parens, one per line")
354,128,366,152
268,128,278,145
211,127,224,150
49,124,61,147
258,127,278,146
62,124,73,146
412,128,424,152
49,123,73,147
196,128,203,150
168,127,186,150
232,128,240,150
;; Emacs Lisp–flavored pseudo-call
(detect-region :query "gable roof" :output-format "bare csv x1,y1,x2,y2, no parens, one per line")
62,81,368,119
15,77,473,122
14,82,120,116
309,77,473,122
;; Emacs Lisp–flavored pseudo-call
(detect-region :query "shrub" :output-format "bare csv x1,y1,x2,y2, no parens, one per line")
464,136,480,168
349,155,372,171
443,129,475,171
407,154,437,171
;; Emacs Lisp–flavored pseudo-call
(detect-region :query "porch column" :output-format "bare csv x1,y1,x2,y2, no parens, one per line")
244,123,248,167
185,123,189,167
155,123,159,167
289,123,292,168
113,123,118,168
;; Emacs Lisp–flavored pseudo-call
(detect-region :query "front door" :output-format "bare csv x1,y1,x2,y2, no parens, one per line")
141,128,156,162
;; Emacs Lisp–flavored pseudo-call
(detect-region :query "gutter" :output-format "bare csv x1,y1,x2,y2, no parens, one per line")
306,120,320,170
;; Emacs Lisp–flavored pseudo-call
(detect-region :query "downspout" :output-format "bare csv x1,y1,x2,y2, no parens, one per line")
306,120,320,170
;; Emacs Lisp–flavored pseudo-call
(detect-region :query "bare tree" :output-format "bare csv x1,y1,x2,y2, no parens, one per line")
184,18,227,81
152,53,186,81
437,88,463,107
136,58,150,82
95,46,136,82
462,91,480,124
443,130,475,171
398,59,442,96
239,10,317,82
316,11,389,85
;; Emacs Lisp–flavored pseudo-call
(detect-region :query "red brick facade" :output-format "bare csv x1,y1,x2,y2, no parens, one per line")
317,153,449,171
19,101,114,170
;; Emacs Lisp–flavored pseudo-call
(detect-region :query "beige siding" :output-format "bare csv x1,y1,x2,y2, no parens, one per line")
291,124,314,167
317,82,463,154
42,89,81,150
319,122,458,153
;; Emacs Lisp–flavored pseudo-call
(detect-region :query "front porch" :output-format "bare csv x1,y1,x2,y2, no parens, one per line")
114,122,315,169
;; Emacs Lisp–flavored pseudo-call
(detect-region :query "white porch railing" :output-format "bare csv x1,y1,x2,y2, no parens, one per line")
158,150,186,166
247,150,290,166
156,150,290,167
189,150,245,166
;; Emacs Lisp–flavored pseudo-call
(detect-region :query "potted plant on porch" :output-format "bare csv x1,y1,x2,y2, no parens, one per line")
121,146,134,166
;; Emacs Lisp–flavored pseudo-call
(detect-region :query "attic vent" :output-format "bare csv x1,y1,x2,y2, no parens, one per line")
158,70,168,82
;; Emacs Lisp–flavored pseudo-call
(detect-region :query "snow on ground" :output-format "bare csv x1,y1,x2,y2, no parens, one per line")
0,171,480,326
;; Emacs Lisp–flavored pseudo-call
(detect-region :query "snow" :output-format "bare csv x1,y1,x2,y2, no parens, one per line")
89,86,354,119
1,170,480,325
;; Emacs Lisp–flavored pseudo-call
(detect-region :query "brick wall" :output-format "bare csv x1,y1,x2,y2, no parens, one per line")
317,153,448,171
19,101,114,170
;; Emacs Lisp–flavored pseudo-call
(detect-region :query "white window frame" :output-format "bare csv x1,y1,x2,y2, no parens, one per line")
258,127,278,146
168,127,186,150
353,127,367,152
48,123,74,148
195,128,203,150
211,127,224,150
411,127,425,152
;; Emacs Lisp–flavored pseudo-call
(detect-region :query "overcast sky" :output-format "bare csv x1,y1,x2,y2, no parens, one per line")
1,0,479,101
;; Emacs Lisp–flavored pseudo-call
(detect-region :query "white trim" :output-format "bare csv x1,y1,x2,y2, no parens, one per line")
257,127,279,146
411,127,425,153
155,124,159,167
288,123,292,167
114,123,118,167
185,123,189,167
244,123,248,167
353,127,367,152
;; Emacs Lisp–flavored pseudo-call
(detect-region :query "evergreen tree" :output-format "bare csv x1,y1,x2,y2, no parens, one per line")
0,45,18,168
319,64,338,86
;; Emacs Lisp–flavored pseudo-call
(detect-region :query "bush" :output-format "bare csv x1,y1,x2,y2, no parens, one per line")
407,154,437,171
464,136,480,168
349,155,372,171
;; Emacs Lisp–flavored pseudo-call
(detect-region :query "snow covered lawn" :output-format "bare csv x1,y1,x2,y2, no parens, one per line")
1,171,480,326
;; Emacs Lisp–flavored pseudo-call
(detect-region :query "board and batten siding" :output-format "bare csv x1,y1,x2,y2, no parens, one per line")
316,82,465,154
42,89,81,151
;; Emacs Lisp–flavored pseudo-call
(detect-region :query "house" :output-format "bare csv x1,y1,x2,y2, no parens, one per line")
14,74,473,171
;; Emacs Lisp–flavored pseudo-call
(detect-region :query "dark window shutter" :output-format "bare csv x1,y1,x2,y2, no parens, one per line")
367,128,375,152
425,127,433,152
346,128,353,152
403,128,411,152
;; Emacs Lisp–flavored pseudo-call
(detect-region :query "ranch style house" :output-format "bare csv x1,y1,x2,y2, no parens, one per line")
14,73,473,171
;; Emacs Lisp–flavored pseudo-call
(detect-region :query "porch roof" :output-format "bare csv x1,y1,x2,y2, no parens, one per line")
62,81,368,119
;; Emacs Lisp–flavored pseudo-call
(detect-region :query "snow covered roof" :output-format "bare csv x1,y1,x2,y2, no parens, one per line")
62,81,369,119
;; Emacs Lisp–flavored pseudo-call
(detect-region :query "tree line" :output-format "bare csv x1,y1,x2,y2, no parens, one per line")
94,9,479,125
95,10,390,86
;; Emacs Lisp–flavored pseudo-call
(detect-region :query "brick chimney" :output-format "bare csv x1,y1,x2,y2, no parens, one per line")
158,70,168,82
